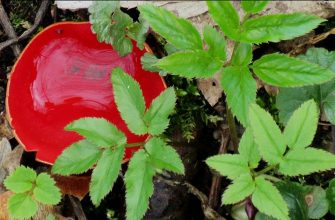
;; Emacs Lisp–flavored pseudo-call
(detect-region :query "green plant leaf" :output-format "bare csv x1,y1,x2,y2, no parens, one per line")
231,43,253,66
125,150,155,220
156,51,222,78
127,16,149,50
249,104,286,165
252,177,289,220
326,178,335,216
203,25,227,61
205,154,249,180
241,1,269,14
222,173,255,205
221,66,256,125
145,137,184,174
252,53,335,87
303,186,329,219
279,148,335,176
276,48,335,124
52,140,102,175
46,215,56,220
90,146,125,206
89,2,134,56
283,100,318,150
238,128,261,168
144,87,176,135
207,1,240,40
139,4,202,50
65,117,126,147
4,166,36,193
8,193,37,219
33,173,61,205
255,212,276,220
111,67,147,135
240,13,325,43
276,181,309,220
141,53,161,73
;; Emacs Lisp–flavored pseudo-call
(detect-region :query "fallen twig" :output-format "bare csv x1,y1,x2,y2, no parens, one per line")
0,2,21,56
68,195,87,220
208,128,230,209
0,0,50,54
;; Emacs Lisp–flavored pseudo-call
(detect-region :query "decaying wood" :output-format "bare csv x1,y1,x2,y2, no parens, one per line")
0,2,21,56
0,0,50,54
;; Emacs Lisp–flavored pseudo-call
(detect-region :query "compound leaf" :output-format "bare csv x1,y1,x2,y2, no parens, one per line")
238,128,261,168
231,43,253,66
222,173,255,205
127,16,149,50
283,100,318,149
33,173,61,205
90,147,125,206
279,148,335,176
241,1,269,14
221,66,256,125
145,137,184,174
4,166,36,193
252,53,335,87
52,140,102,175
205,154,249,180
144,87,176,135
125,150,155,220
65,117,126,147
156,51,222,78
241,13,325,43
8,193,37,219
111,68,147,135
249,104,286,165
139,4,202,50
207,1,240,40
252,177,289,220
203,25,227,61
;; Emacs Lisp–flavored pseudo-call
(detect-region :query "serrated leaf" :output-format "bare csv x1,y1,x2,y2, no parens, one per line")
240,13,325,43
304,186,328,219
203,25,227,61
33,173,61,205
252,177,289,220
90,147,124,206
4,166,36,193
111,67,147,135
249,104,286,165
89,3,134,56
125,150,155,220
144,88,176,135
255,212,276,220
145,137,184,174
221,66,256,125
222,173,255,205
127,16,149,50
52,140,102,175
231,43,253,66
326,178,335,216
141,53,161,73
277,48,335,125
139,4,202,50
279,148,335,176
276,181,309,220
8,193,37,219
156,51,222,78
283,100,318,149
65,117,126,147
252,53,335,87
207,1,240,40
241,1,269,14
238,128,261,168
205,154,249,180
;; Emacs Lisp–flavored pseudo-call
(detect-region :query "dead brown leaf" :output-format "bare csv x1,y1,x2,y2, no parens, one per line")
53,175,90,200
0,191,12,220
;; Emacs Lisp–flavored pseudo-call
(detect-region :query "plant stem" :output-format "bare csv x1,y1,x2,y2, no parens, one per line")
254,164,277,176
262,174,281,182
125,142,146,148
226,107,239,152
